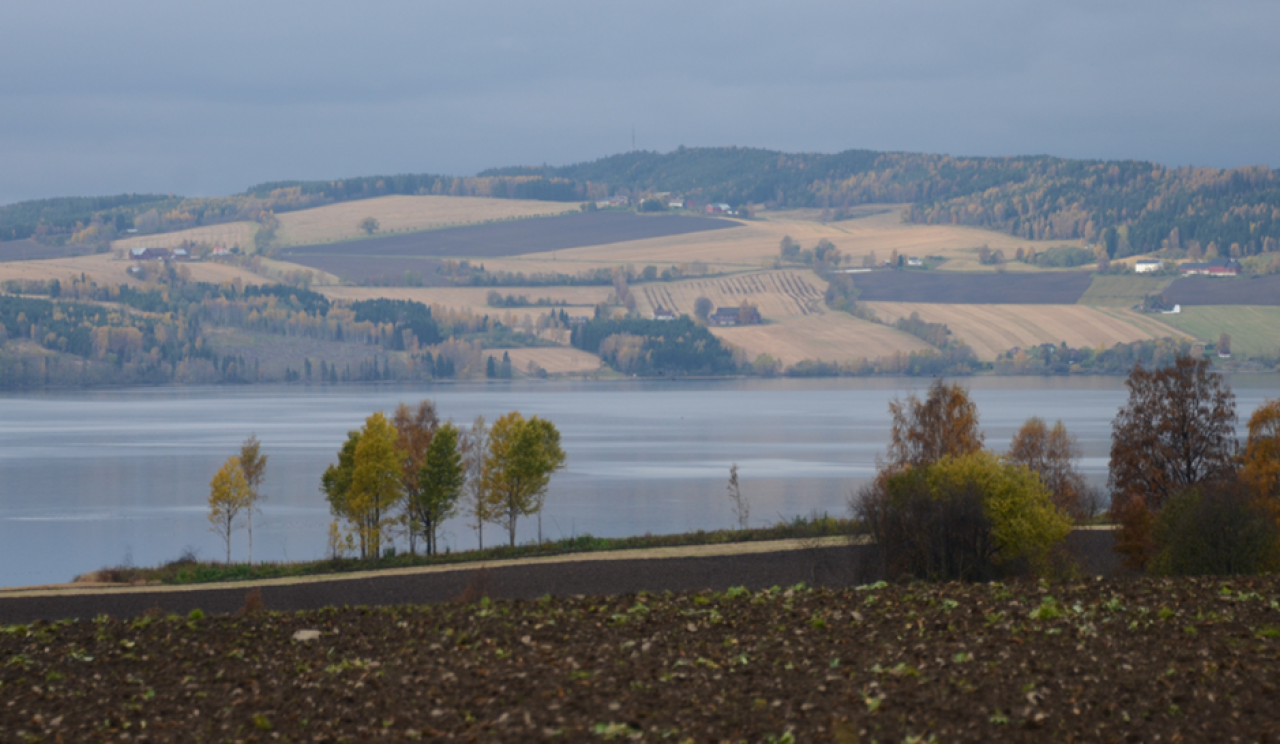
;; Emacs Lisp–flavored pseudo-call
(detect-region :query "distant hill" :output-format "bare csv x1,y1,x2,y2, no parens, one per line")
485,148,1280,259
7,146,1280,263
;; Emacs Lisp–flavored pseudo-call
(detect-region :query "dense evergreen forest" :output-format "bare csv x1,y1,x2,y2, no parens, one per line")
7,146,1280,261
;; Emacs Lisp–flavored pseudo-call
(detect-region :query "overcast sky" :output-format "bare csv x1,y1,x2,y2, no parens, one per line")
3,1,1279,205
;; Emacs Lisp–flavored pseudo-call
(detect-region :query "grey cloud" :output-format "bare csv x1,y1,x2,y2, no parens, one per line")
2,0,1279,203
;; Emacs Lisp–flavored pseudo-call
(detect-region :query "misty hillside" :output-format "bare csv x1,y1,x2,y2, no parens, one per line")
5,147,1280,259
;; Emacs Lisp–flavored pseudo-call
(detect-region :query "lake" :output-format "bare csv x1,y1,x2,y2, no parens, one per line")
2,375,1278,588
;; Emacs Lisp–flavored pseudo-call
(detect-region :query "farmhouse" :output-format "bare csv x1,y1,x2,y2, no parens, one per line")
1134,259,1163,273
652,306,677,321
906,257,924,267
1180,258,1242,277
709,307,740,326
705,203,732,215
129,247,172,261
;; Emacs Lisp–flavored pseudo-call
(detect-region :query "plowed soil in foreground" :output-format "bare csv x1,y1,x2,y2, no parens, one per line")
4,574,1278,742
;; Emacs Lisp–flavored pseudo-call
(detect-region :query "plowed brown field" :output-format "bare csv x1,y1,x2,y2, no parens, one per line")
862,302,1189,360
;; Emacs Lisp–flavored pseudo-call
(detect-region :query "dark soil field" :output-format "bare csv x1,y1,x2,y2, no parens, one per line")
3,572,1277,742
850,270,1093,304
1164,274,1280,306
282,212,739,259
279,212,738,284
0,239,94,262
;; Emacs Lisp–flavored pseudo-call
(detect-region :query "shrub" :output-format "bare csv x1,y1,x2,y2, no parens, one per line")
1148,480,1280,576
855,452,1073,582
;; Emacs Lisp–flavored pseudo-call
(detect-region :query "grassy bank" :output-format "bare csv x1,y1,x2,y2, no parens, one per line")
80,515,855,587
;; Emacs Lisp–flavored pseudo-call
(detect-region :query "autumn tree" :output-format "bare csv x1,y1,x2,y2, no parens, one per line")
415,422,465,555
1007,417,1095,522
885,379,984,472
321,431,362,552
393,400,439,554
1243,399,1280,527
856,451,1072,581
208,456,252,564
1108,356,1239,569
321,413,405,559
482,412,567,547
238,434,268,564
359,217,380,235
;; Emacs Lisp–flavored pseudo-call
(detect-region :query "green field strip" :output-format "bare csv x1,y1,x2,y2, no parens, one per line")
1155,306,1280,358
1077,275,1173,307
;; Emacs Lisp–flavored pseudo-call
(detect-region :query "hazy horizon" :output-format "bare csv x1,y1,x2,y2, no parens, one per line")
4,1,1279,205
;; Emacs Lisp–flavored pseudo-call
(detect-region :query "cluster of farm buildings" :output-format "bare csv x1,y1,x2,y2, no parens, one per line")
1134,258,1243,276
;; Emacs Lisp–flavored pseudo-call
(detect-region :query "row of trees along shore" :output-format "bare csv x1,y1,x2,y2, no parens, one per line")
319,401,565,559
855,358,1280,581
207,402,566,563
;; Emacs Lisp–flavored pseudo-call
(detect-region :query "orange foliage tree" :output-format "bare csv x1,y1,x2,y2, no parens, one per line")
1007,417,1096,523
885,378,984,472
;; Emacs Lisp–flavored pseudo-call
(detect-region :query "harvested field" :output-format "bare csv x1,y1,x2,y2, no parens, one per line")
862,302,1187,360
1077,275,1173,307
3,572,1277,742
112,221,257,255
273,194,580,247
1165,273,1280,306
635,270,825,319
485,346,603,375
279,255,453,285
713,313,931,365
850,270,1093,304
321,285,610,318
528,208,1057,273
1156,305,1280,358
0,253,266,289
0,239,94,262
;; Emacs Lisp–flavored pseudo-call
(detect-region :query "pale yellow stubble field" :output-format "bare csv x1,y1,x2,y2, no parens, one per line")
318,286,612,319
493,347,604,375
271,195,581,247
861,302,1190,360
712,313,933,366
0,253,269,288
113,222,258,255
110,195,581,255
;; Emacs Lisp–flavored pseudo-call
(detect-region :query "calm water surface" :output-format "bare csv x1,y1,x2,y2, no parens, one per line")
2,376,1277,588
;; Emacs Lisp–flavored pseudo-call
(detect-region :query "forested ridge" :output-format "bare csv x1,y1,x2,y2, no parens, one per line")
488,148,1280,258
8,146,1280,259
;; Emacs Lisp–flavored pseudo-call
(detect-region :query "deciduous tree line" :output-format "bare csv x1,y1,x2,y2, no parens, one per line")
855,358,1280,582
320,401,566,559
